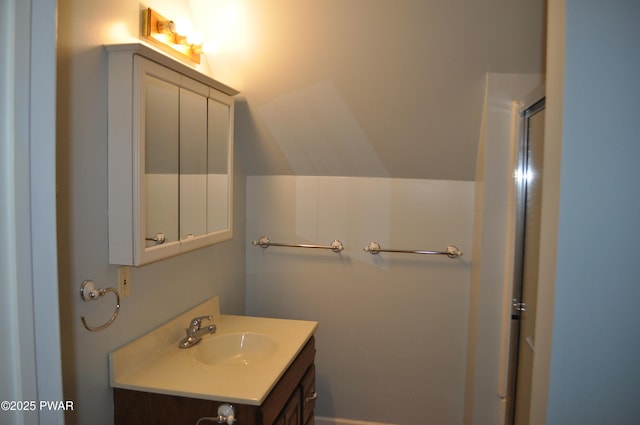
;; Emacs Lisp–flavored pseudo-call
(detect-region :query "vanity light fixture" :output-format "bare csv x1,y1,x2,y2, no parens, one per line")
142,8,203,64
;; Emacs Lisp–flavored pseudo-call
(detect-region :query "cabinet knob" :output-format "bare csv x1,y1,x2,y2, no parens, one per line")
305,391,318,402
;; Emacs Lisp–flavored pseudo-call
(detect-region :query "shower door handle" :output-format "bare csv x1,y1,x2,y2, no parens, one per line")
512,299,527,312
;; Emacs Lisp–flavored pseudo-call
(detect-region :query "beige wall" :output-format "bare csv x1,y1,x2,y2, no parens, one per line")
231,0,546,181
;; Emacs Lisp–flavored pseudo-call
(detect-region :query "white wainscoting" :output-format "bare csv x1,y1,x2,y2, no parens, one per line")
246,176,474,424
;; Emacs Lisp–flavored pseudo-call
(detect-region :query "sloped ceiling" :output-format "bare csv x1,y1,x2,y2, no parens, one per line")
192,0,545,181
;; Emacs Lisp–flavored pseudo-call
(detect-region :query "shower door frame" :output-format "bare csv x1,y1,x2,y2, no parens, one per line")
505,89,546,425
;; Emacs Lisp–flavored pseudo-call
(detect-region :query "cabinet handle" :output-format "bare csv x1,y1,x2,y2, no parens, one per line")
305,391,317,402
145,232,166,244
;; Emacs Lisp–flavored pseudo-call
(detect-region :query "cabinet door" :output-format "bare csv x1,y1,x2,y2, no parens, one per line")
178,80,208,241
144,74,179,243
301,365,316,425
135,56,182,265
179,84,234,253
206,93,232,235
273,389,301,425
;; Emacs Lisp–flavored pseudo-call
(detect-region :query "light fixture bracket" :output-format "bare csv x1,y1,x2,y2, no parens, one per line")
141,8,201,64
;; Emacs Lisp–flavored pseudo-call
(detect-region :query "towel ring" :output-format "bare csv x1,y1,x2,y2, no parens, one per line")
80,280,121,332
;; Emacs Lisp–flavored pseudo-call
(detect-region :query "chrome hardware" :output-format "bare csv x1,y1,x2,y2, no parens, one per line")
178,315,216,349
196,404,236,425
80,280,121,332
363,241,463,258
512,299,527,312
526,336,535,351
305,391,318,402
145,232,166,244
189,315,213,329
216,404,236,424
252,236,344,253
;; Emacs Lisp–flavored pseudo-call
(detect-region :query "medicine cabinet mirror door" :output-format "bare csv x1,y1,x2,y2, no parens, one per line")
179,81,234,254
137,57,233,264
179,82,208,246
206,92,233,238
137,59,182,264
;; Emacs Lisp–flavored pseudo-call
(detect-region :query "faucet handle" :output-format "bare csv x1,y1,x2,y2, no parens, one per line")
189,315,213,328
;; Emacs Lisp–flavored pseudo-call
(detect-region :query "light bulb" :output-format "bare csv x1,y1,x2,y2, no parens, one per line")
173,18,192,36
187,31,204,46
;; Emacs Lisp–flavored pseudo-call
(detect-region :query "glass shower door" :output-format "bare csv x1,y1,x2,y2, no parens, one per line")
509,97,546,425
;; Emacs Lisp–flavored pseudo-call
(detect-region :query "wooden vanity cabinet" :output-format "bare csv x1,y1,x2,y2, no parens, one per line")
113,337,316,425
300,365,316,425
273,365,315,425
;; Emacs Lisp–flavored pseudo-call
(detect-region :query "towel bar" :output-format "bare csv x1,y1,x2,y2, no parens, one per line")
252,236,344,253
363,241,462,258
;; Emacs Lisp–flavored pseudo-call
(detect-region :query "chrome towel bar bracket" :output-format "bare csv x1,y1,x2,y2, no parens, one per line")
252,236,344,253
80,280,121,332
363,241,463,258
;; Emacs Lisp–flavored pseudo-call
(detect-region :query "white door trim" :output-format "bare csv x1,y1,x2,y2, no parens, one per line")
0,0,63,423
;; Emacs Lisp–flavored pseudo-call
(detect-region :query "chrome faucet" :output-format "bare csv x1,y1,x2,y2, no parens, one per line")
178,315,216,349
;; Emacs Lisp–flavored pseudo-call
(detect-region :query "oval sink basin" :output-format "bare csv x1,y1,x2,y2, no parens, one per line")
192,332,278,366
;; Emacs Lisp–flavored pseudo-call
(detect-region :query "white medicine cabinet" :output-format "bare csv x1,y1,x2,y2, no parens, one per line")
106,44,238,266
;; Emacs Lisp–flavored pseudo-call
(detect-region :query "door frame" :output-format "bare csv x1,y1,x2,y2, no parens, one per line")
0,0,63,423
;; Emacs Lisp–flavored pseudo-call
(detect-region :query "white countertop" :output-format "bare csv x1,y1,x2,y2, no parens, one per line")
109,297,317,405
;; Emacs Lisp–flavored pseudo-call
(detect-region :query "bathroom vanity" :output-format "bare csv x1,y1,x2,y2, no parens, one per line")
113,338,316,425
109,297,318,425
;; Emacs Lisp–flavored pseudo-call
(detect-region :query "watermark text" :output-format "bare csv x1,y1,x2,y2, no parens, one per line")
1,400,74,411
